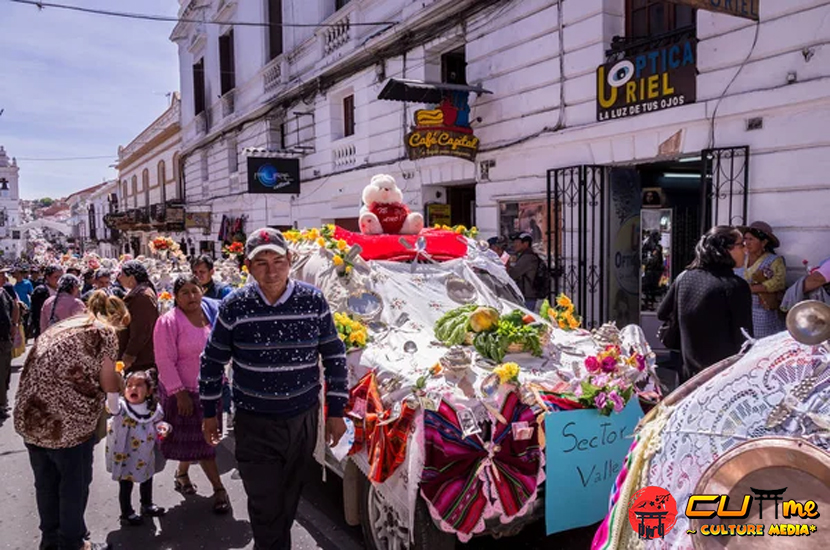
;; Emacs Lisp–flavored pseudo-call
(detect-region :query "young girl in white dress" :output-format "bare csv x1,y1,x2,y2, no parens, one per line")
106,370,171,525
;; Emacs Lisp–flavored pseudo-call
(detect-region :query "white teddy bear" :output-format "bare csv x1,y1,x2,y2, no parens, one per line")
359,174,424,235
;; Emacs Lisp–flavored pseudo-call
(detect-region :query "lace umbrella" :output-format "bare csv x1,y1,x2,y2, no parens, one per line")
594,332,830,550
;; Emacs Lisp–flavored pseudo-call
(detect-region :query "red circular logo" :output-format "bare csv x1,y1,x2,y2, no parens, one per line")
627,486,678,540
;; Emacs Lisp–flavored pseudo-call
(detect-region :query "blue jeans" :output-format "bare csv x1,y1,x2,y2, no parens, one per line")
27,437,94,550
524,299,538,312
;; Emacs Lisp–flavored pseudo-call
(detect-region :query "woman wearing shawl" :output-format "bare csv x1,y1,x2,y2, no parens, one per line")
116,261,159,375
40,274,86,334
153,275,230,513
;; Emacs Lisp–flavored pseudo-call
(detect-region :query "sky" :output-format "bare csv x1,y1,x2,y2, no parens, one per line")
0,1,180,200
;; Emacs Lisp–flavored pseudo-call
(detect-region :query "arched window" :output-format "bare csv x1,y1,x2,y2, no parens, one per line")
172,152,182,200
159,160,167,204
142,168,150,207
131,176,137,195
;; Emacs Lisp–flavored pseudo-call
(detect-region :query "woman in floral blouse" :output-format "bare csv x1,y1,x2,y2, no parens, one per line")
737,221,787,338
15,291,129,550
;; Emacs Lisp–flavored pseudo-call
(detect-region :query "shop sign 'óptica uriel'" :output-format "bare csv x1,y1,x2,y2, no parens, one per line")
596,38,697,122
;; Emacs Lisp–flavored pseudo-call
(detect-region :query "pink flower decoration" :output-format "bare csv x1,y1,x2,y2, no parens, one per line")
585,356,601,373
601,356,618,373
592,374,610,388
608,391,625,413
803,259,810,266
594,392,608,410
635,354,646,372
574,385,583,398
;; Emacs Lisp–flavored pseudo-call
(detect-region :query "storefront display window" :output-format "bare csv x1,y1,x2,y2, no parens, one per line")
498,200,559,256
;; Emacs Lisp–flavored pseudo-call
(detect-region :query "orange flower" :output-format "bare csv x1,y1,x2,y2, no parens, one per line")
115,361,125,373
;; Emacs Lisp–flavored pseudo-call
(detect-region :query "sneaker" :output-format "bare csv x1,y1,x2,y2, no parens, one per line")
120,513,143,526
84,543,110,550
141,504,166,517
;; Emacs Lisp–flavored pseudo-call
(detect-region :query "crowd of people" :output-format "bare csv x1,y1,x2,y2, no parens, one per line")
8,228,347,550
5,219,829,550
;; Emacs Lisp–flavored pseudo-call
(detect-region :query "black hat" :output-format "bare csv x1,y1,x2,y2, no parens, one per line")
510,232,533,243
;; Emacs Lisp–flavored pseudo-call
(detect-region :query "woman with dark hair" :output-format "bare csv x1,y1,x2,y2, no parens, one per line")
29,264,64,339
15,291,128,550
153,275,229,513
737,221,787,338
658,226,753,383
40,273,86,334
116,261,159,375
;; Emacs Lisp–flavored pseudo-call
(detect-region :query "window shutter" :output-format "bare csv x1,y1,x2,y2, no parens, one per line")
220,31,236,94
343,95,355,137
193,59,206,115
269,0,283,60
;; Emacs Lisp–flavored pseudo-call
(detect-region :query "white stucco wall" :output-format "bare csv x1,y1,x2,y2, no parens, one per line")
172,0,830,275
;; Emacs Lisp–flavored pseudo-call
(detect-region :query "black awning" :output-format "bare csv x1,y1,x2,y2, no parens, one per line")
377,78,492,103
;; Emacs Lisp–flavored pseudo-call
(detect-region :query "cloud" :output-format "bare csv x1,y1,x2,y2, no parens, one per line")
0,1,180,199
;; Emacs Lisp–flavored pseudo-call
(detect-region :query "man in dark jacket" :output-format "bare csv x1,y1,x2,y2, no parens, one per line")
29,265,63,340
191,255,232,300
507,232,542,311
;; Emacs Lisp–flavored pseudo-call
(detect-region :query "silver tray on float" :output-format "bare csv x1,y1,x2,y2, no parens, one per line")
346,290,383,321
446,276,477,304
691,437,830,550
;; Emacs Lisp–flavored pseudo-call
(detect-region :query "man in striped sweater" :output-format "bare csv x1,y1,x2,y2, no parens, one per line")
200,227,348,550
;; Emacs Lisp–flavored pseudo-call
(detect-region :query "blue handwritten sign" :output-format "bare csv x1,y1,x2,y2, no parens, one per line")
545,400,643,535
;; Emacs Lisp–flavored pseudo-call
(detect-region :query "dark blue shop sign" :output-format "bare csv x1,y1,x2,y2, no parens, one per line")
247,157,301,194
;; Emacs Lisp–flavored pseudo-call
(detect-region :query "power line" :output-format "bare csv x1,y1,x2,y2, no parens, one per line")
16,155,116,161
9,0,398,28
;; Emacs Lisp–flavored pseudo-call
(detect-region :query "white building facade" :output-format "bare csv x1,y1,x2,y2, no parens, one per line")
172,0,830,335
112,94,185,257
66,181,120,258
0,146,23,260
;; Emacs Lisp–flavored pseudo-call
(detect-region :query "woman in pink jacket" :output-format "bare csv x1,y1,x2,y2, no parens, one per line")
153,274,229,514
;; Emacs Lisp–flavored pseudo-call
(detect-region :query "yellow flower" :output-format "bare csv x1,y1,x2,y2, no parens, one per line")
345,265,353,274
115,361,125,374
325,224,335,234
455,226,464,234
558,318,569,330
336,239,348,251
308,228,320,240
316,237,326,247
434,224,441,229
494,362,521,384
568,315,580,330
332,255,344,266
242,265,249,273
159,291,172,301
556,294,573,310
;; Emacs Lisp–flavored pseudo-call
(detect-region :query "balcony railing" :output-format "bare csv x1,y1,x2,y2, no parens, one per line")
333,141,357,170
263,56,284,95
322,9,354,59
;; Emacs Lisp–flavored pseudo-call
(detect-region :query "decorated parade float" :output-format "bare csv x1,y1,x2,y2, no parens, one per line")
270,175,663,548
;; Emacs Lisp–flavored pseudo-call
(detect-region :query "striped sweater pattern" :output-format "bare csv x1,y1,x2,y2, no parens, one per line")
199,281,349,418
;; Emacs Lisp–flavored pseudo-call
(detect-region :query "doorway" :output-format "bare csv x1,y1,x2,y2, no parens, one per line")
607,157,704,349
446,184,476,227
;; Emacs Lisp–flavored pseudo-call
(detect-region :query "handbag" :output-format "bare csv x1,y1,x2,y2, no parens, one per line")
657,272,685,350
